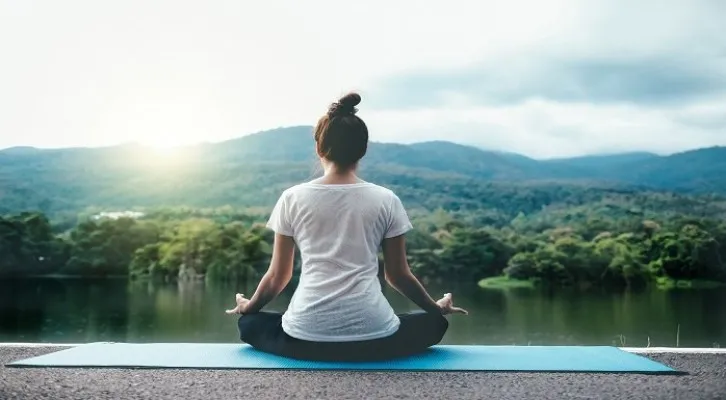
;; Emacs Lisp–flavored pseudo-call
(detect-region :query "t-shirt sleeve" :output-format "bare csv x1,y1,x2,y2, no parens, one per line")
384,193,413,238
266,192,294,236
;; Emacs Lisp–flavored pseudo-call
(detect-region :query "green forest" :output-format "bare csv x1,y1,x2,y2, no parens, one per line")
2,127,726,290
2,186,725,290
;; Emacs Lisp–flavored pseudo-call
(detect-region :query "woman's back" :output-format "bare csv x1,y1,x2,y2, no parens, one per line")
267,181,412,341
230,92,465,362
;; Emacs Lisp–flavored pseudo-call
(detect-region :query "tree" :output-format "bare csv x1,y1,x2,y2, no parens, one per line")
594,234,647,288
65,217,160,276
436,227,512,280
647,224,724,281
0,212,68,277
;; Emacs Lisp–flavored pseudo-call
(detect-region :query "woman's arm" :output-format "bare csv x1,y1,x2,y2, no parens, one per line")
240,233,296,313
382,234,442,314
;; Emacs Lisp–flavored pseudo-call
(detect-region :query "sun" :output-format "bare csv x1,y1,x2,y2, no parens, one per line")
139,134,187,157
147,142,178,156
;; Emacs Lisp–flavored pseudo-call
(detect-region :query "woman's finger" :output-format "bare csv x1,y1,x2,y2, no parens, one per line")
451,306,468,315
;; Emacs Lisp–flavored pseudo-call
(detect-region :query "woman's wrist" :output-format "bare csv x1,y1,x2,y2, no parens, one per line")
425,301,444,314
242,301,258,314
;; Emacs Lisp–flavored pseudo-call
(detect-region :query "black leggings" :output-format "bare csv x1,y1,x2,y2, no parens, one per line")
238,311,448,362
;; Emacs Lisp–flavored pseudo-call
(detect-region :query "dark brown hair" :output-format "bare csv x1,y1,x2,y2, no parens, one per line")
313,92,368,169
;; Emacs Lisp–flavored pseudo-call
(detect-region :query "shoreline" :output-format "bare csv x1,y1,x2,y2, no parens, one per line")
477,275,726,290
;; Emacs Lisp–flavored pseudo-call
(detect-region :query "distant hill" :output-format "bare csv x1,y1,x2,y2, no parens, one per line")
606,146,726,192
1,125,726,217
208,126,726,189
542,152,659,168
208,128,555,179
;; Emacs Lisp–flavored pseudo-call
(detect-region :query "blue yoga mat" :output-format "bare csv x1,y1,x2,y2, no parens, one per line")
7,343,677,373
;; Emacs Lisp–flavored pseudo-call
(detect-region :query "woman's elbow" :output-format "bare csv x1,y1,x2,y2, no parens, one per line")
384,270,411,287
264,269,289,289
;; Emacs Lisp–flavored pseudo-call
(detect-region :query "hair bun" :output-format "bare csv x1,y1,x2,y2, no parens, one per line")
328,92,361,117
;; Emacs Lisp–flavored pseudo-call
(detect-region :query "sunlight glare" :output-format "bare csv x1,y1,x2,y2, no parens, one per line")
137,133,191,162
145,141,179,156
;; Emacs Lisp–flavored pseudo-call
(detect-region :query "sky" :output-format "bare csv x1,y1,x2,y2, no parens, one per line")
0,0,724,158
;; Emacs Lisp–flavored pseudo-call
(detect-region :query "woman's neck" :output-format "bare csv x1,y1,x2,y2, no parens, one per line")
318,163,361,184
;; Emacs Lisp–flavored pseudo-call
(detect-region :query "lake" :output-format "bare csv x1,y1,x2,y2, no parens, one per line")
1,278,724,348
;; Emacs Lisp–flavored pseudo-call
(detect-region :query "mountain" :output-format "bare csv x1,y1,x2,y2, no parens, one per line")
204,128,546,179
1,126,726,217
606,147,726,192
210,126,314,162
209,127,726,187
542,152,659,169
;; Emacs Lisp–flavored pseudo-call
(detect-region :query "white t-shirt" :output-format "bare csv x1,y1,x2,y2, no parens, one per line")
266,181,413,342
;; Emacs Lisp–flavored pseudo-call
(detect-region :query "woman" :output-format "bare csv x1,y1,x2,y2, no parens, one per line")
226,93,467,362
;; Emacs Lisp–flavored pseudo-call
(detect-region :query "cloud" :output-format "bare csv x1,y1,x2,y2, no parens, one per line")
0,0,724,158
365,97,726,159
366,0,726,109
369,56,726,108
673,103,726,130
358,0,726,157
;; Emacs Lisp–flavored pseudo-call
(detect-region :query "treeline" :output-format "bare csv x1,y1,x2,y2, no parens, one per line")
0,210,273,281
2,204,725,289
412,220,726,289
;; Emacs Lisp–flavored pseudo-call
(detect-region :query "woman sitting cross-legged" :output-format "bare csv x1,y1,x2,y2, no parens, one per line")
225,92,468,362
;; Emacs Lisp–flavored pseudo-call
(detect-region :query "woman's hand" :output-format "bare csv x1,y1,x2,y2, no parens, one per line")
436,293,468,315
225,293,250,315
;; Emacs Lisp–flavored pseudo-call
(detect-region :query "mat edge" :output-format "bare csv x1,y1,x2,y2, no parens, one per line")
5,363,683,374
5,343,680,374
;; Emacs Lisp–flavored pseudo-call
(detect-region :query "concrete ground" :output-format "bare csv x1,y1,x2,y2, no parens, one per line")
1,346,725,400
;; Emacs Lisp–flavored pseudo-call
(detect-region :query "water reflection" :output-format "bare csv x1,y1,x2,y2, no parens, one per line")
0,278,724,347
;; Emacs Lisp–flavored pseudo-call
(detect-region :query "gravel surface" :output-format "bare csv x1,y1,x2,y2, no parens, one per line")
2,346,725,400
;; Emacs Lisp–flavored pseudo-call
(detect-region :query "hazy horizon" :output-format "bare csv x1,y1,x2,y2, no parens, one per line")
2,124,715,160
1,0,725,158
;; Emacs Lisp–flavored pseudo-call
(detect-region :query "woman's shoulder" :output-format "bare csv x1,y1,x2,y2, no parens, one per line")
283,181,398,199
351,182,400,199
365,183,398,198
354,183,402,205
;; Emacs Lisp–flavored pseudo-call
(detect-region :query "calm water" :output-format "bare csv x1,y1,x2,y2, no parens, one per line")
1,278,725,347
